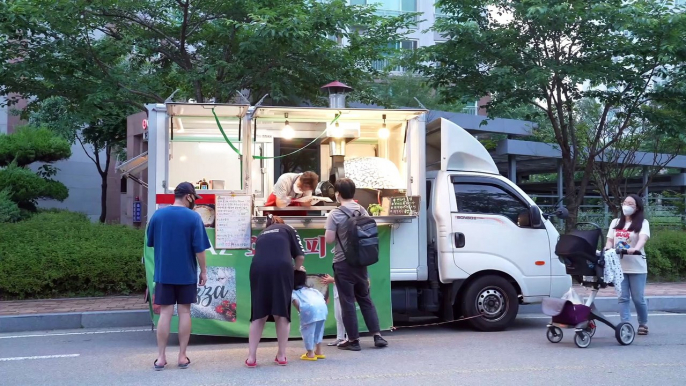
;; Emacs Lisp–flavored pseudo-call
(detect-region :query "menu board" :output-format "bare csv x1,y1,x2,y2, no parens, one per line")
382,196,420,216
214,193,253,249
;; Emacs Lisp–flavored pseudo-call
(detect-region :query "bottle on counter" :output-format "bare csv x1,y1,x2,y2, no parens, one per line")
199,178,209,190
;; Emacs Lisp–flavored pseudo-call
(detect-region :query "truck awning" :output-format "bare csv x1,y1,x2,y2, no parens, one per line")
117,151,149,188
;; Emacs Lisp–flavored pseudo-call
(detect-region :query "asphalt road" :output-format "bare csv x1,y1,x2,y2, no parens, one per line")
1,313,685,386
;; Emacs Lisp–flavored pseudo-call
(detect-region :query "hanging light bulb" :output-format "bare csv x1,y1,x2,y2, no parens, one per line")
281,113,294,140
378,114,389,139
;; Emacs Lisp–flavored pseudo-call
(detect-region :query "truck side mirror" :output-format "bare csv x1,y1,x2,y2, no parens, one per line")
555,206,569,220
517,210,531,227
529,206,543,228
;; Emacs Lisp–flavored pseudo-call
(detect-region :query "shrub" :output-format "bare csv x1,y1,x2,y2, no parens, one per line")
0,210,146,299
0,189,21,223
646,230,686,280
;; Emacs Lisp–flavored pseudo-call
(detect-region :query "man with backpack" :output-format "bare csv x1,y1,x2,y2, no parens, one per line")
325,178,388,351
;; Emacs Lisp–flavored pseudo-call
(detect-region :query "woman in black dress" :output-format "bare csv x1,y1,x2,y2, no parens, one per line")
246,215,304,367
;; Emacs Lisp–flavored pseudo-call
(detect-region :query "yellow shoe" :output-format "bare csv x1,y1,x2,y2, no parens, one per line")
300,354,318,361
315,354,326,359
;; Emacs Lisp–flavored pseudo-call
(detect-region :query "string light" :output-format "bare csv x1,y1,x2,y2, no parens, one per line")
281,113,294,140
378,114,389,139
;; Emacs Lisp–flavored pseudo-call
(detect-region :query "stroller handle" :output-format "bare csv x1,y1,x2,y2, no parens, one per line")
614,248,642,256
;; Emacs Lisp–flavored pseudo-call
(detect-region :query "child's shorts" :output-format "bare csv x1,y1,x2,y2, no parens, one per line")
301,320,326,351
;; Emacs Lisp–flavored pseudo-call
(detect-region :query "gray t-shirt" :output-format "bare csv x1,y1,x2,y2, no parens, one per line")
326,201,369,263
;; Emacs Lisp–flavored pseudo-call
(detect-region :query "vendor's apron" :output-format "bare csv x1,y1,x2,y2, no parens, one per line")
264,178,308,216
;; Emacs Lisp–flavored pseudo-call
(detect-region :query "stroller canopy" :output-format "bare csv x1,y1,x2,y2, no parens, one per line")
555,228,601,259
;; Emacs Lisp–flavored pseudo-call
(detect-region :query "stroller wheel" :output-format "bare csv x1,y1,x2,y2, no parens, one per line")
574,331,592,348
546,327,563,343
615,322,635,345
586,321,597,337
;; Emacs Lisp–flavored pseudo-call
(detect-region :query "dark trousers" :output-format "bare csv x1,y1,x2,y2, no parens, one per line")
333,260,380,341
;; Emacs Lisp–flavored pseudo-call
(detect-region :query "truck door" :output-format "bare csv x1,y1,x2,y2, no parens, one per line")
450,175,551,296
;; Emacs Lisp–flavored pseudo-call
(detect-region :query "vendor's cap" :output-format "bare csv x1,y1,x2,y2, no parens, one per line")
175,182,202,200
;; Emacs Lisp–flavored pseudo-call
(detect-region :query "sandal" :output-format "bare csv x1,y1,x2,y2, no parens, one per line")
300,354,318,361
274,356,288,366
328,339,344,347
315,354,326,359
178,357,191,369
638,325,649,335
153,359,166,371
245,359,257,368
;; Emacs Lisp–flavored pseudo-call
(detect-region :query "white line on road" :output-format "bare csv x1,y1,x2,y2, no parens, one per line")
0,354,80,362
0,328,150,340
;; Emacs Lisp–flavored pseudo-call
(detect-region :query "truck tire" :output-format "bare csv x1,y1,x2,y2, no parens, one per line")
460,275,519,332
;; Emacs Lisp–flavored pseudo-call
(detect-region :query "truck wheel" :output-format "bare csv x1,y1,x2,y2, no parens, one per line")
460,275,519,332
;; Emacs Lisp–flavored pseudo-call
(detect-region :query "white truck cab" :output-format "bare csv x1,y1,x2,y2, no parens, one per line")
391,118,571,331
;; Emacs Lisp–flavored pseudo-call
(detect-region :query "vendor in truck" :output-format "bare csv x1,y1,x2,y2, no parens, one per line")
264,171,319,216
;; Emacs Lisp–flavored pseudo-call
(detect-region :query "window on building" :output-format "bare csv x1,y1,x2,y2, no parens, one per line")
372,40,418,72
120,176,128,194
350,0,416,12
453,183,528,224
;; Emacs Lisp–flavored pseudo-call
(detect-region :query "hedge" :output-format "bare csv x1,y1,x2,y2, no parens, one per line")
0,210,146,299
646,229,686,280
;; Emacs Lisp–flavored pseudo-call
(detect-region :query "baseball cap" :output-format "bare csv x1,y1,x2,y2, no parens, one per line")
174,182,202,200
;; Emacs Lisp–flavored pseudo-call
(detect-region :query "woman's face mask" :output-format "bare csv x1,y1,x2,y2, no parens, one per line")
622,205,635,216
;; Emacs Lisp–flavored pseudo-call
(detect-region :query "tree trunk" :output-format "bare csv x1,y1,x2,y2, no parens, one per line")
99,174,108,223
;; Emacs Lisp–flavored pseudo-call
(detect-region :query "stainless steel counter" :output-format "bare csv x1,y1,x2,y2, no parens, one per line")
251,215,417,229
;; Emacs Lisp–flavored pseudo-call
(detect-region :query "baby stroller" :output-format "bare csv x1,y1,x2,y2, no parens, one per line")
542,222,636,348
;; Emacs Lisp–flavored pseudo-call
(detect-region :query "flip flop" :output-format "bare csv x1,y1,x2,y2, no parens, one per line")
153,359,166,371
178,357,191,369
245,359,257,368
315,354,326,359
274,356,288,366
300,354,318,361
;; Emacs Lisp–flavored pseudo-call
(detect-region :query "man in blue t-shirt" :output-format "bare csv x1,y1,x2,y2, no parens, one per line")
146,182,211,371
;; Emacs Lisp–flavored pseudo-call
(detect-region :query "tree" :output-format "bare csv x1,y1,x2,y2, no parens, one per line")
576,96,686,214
0,127,71,212
30,97,130,223
416,0,686,226
373,73,466,112
1,0,418,106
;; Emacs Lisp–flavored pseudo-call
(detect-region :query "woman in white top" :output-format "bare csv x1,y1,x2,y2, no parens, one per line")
604,194,651,335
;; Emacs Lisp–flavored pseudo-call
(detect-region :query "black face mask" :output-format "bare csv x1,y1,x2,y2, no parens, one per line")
187,196,196,210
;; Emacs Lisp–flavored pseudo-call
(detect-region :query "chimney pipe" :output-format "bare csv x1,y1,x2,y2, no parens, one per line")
321,81,354,109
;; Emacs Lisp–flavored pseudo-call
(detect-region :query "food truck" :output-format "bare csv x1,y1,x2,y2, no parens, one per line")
132,82,571,337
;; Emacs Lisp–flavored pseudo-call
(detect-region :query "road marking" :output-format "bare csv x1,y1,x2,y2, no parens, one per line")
0,354,80,362
0,328,150,339
518,312,684,320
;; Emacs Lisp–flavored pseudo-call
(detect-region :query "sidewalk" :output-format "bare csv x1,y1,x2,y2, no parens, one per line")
0,295,146,316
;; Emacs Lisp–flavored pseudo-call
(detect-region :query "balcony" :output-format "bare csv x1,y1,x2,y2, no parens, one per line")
462,105,477,115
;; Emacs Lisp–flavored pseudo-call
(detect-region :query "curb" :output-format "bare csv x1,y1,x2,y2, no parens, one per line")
520,295,686,314
2,296,685,334
0,310,152,334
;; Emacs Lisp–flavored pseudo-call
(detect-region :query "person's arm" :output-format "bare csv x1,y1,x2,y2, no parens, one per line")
273,174,292,208
629,220,650,254
288,226,306,270
193,216,210,286
325,212,337,245
292,297,300,312
319,274,335,285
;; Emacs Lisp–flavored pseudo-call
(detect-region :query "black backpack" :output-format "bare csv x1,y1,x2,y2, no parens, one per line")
335,205,379,267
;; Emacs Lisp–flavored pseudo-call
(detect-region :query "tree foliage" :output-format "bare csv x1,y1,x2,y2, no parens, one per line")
0,127,71,211
417,0,686,225
1,0,418,106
